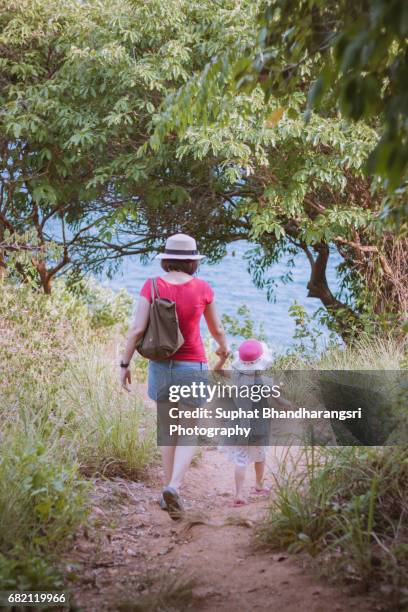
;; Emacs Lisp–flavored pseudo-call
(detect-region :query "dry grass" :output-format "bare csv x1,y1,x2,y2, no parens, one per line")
60,345,156,479
117,571,197,612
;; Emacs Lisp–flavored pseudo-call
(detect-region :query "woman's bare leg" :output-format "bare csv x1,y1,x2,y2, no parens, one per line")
160,446,176,485
168,444,197,491
157,399,176,485
167,407,198,491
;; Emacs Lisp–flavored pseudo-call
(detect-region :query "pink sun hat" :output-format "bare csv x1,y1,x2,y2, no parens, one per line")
231,339,274,372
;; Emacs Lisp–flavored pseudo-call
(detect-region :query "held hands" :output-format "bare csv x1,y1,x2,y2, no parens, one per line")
214,344,231,371
213,356,227,370
120,366,132,392
215,345,230,359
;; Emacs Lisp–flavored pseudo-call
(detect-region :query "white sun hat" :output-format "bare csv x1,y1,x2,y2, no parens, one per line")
231,339,274,372
155,233,205,260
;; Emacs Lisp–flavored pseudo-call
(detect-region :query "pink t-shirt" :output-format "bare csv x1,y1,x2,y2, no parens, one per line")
140,277,214,362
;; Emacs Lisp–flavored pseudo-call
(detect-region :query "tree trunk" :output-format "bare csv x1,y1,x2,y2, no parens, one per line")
42,275,52,295
303,243,360,341
32,259,53,294
0,224,6,279
0,251,6,279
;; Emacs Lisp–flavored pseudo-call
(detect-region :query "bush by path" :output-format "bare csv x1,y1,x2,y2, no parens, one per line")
0,278,155,588
258,445,408,609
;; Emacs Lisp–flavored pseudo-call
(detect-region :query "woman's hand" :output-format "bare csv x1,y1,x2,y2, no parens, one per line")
214,354,227,371
215,344,231,360
120,366,132,392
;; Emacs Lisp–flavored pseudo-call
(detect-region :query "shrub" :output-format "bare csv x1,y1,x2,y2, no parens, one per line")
65,277,133,331
0,436,87,550
258,446,408,607
0,276,154,588
0,432,88,589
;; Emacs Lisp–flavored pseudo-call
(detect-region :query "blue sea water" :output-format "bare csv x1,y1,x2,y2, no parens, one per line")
101,240,340,351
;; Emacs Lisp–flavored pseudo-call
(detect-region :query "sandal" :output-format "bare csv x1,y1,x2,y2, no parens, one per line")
250,486,271,496
232,499,248,507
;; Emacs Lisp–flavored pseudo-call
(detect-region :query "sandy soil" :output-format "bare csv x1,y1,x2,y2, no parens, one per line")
65,440,381,612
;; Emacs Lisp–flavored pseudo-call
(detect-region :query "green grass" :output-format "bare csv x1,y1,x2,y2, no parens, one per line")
258,446,408,608
0,428,89,589
0,279,155,588
1,279,406,595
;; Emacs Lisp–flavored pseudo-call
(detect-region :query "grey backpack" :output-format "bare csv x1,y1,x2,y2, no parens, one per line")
136,278,184,360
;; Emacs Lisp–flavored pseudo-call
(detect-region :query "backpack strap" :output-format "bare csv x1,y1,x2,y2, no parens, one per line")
151,277,160,302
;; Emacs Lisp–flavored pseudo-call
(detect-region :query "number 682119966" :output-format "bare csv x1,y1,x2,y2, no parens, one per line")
6,592,67,605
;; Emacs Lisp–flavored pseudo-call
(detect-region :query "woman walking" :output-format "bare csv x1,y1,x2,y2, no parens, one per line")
120,234,230,519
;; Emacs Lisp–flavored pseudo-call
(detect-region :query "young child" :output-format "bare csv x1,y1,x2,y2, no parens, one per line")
214,339,291,507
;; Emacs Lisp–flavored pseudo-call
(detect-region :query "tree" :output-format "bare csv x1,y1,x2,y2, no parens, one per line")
230,0,408,229
149,1,408,336
0,0,251,291
1,0,406,339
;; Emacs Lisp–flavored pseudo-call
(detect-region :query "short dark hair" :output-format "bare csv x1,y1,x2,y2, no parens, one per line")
160,259,199,275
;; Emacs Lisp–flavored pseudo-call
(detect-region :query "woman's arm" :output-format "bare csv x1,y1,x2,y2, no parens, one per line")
204,301,230,359
213,354,228,372
120,296,150,390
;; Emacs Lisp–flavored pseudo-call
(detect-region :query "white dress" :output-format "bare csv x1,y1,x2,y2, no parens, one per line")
221,444,266,467
218,370,268,467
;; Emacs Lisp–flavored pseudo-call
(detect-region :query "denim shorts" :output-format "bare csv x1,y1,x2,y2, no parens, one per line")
147,359,209,407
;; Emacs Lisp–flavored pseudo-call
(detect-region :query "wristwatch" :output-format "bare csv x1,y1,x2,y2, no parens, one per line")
120,361,130,368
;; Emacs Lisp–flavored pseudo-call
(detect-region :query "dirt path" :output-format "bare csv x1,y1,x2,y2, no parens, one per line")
66,441,380,612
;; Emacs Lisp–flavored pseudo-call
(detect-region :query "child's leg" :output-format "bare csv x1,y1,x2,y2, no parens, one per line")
234,465,247,502
254,460,265,490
